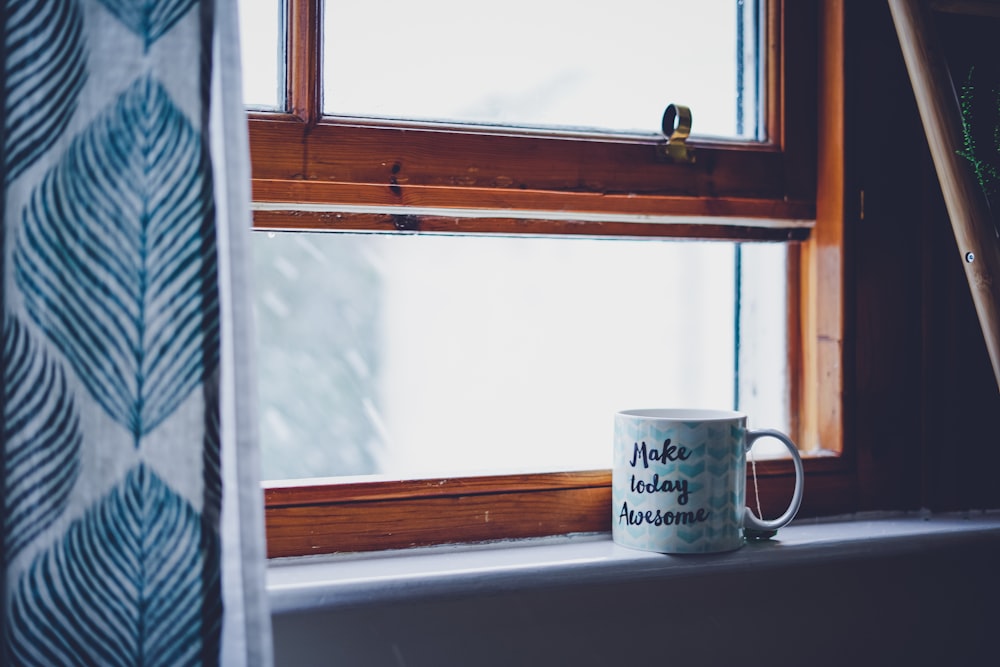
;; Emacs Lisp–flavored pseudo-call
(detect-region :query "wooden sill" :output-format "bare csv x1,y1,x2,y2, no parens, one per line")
264,455,854,558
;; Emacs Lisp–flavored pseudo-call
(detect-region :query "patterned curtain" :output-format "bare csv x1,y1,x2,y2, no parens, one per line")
1,0,272,664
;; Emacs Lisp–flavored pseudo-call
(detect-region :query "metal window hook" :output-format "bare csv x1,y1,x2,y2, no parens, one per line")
660,103,695,164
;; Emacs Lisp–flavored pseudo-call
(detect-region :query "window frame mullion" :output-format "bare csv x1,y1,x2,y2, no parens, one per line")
286,0,322,125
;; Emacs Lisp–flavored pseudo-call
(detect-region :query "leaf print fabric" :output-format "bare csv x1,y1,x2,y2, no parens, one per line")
1,0,269,664
14,75,219,445
3,0,87,184
7,465,220,667
3,316,82,561
98,0,201,50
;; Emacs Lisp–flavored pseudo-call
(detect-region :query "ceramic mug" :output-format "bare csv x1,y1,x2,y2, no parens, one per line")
612,409,804,554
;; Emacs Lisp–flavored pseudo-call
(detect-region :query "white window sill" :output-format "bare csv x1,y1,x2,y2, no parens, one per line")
267,510,1000,614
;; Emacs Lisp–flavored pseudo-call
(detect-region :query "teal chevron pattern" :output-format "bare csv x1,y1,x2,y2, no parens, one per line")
613,416,747,553
2,0,226,663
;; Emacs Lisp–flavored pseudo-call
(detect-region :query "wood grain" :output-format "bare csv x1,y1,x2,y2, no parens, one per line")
252,208,811,241
264,458,853,557
286,0,321,125
803,0,846,454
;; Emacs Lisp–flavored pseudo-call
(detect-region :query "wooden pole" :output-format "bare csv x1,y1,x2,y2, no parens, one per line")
889,0,1000,392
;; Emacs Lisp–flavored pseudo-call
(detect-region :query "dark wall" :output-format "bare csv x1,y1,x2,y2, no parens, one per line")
272,530,1000,667
847,0,1000,513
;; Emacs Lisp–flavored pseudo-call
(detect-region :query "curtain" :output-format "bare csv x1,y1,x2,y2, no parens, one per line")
1,0,272,664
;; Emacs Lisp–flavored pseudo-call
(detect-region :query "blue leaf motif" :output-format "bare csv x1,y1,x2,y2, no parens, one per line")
3,0,88,183
97,0,198,49
3,316,82,560
6,464,222,667
14,75,220,445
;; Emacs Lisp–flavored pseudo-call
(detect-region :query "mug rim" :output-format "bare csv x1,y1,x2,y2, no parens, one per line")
617,408,746,421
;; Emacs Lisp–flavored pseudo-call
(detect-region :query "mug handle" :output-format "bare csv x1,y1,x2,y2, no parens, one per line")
743,429,804,532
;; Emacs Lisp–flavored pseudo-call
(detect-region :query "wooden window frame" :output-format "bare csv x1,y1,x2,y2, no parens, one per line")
253,0,852,558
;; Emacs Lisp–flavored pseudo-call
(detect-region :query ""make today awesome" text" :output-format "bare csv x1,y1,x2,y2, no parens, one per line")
618,439,712,527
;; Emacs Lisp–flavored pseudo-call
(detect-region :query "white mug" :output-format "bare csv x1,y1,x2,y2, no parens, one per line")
612,409,804,553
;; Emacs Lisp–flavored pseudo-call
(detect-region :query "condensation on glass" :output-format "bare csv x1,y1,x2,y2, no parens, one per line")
323,0,764,138
252,233,788,481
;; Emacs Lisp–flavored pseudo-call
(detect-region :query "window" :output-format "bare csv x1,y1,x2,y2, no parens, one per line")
244,0,848,557
239,0,283,109
255,233,791,482
322,0,762,139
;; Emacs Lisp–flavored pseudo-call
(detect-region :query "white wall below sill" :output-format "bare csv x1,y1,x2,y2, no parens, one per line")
268,511,1000,667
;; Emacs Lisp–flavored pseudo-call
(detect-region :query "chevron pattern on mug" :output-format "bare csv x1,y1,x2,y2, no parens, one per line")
612,409,751,554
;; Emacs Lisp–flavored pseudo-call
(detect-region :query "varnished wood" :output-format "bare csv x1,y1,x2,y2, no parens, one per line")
264,459,852,557
251,180,814,225
265,470,612,507
266,485,611,557
801,0,846,454
766,0,782,145
248,118,815,221
252,208,811,241
286,0,321,125
266,472,613,557
889,0,1000,391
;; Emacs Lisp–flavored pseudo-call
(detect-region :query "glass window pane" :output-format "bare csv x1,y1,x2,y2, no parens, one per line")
323,0,763,138
737,242,789,457
253,232,787,481
239,0,284,110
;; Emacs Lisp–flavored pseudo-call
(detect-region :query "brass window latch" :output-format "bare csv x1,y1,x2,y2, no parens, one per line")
660,103,695,164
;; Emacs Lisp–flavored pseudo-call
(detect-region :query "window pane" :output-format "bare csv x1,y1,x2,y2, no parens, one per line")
253,232,787,481
239,0,284,110
737,242,789,457
323,0,763,138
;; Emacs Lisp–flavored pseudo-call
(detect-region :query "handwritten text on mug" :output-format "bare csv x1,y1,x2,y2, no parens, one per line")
619,440,712,527
629,440,691,467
